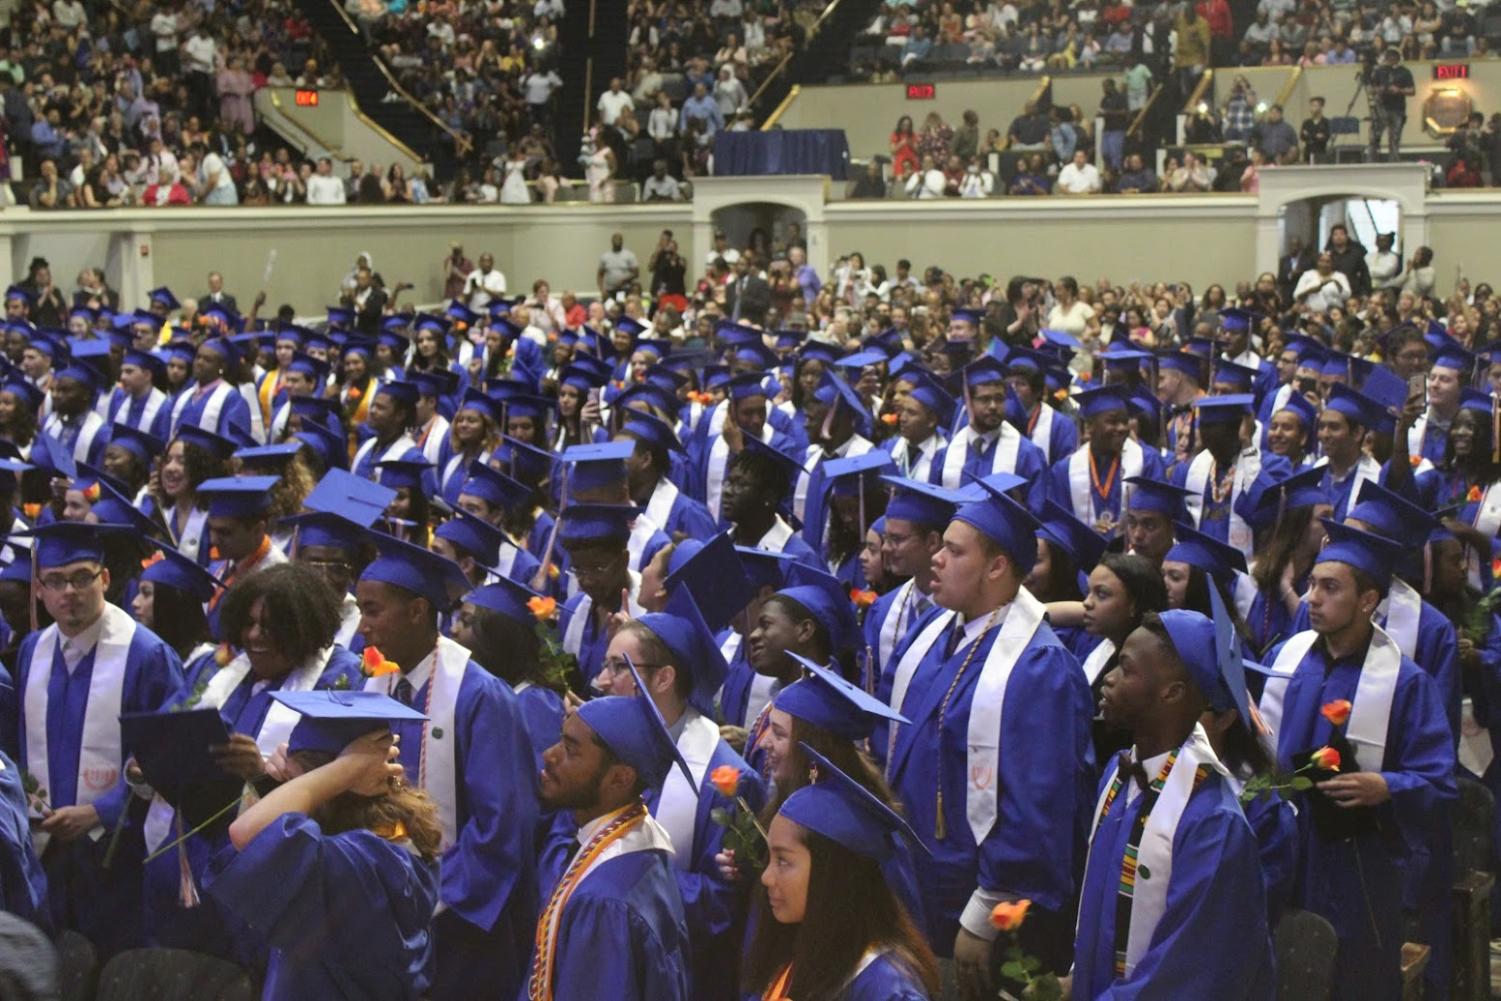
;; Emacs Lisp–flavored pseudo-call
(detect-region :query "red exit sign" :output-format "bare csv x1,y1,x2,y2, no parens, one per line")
906,82,936,100
294,88,320,106
1434,63,1470,80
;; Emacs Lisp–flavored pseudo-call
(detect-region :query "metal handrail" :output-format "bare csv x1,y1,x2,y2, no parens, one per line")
748,0,851,109
1273,65,1302,110
1183,68,1214,112
1128,84,1162,138
761,84,801,130
323,0,473,154
264,91,358,163
1029,74,1052,109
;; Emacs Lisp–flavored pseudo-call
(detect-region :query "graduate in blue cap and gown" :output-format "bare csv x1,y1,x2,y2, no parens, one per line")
0,737,47,930
1118,475,1192,566
720,436,820,567
452,461,541,576
204,691,440,1001
197,475,289,634
999,348,1077,465
1316,384,1389,521
884,368,951,481
692,372,796,521
615,409,718,539
794,372,875,558
263,352,331,443
352,380,422,482
746,745,939,1001
530,676,692,1001
557,504,647,686
884,480,1095,975
587,590,765,1001
435,391,500,505
1230,464,1332,656
15,521,185,956
928,357,1047,511
1075,598,1275,1000
141,558,364,955
819,451,895,589
106,347,169,435
164,336,254,443
1258,522,1456,1001
558,442,671,598
1171,394,1272,550
1403,390,1501,593
1263,388,1319,468
41,351,109,466
715,546,799,729
1408,343,1472,465
1048,384,1166,535
354,533,540,1001
866,476,962,715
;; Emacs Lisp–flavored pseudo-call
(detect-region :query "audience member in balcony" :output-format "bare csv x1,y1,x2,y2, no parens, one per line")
642,160,687,203
1401,245,1437,299
1252,104,1299,164
1005,101,1048,151
957,158,996,198
714,66,748,121
1300,96,1331,163
890,116,919,179
1293,252,1352,314
596,77,632,129
306,158,346,206
1326,224,1371,297
901,24,933,67
1222,77,1257,143
1166,151,1213,192
1056,149,1103,196
904,154,946,199
1009,152,1052,195
648,92,678,161
681,82,723,139
216,56,257,137
28,157,73,209
1114,152,1159,193
142,163,192,206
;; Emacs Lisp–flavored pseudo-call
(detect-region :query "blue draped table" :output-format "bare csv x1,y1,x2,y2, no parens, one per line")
713,130,850,180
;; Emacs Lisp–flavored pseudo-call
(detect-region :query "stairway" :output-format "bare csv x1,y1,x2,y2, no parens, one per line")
750,0,886,123
553,0,630,175
291,0,458,180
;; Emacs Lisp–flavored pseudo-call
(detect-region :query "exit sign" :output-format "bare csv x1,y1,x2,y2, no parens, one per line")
1434,63,1470,79
906,82,936,100
294,88,320,106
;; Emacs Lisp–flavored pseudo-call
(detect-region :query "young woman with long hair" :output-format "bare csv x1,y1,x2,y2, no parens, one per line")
1236,468,1331,656
1161,523,1260,652
337,343,379,431
436,391,501,507
0,377,39,457
151,427,233,564
130,545,217,663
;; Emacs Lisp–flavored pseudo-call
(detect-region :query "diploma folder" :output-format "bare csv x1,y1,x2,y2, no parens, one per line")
120,708,244,831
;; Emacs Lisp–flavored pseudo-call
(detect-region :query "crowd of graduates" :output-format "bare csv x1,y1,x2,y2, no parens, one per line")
0,267,1479,1001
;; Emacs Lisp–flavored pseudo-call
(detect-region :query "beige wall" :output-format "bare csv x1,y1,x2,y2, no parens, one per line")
255,88,425,176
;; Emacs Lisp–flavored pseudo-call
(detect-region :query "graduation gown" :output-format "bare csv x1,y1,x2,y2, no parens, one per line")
1047,442,1166,532
107,386,169,435
0,749,47,930
885,604,1096,954
535,812,691,1001
141,644,362,954
836,952,932,1001
1073,742,1274,1001
514,682,564,771
371,649,539,1001
1229,772,1300,928
794,436,875,558
1018,400,1078,465
1316,454,1382,522
560,576,645,687
352,432,419,483
1263,632,1455,1001
167,380,253,441
206,815,438,1001
927,425,1048,512
42,410,108,466
640,476,718,541
15,607,184,955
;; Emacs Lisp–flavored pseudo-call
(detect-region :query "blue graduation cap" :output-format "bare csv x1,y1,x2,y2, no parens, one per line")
811,372,872,437
1218,307,1259,333
1431,342,1474,374
1182,336,1216,359
635,337,673,362
1461,387,1494,416
1156,608,1224,709
273,690,427,756
121,347,166,378
962,355,1007,390
952,473,1040,571
724,372,770,402
1195,393,1254,425
1315,519,1401,591
798,339,844,367
1211,360,1259,393
197,475,281,519
881,475,962,529
735,546,799,589
774,328,808,352
452,388,500,426
1345,479,1435,540
561,441,634,493
1073,384,1131,420
777,563,859,655
557,503,639,548
359,531,471,611
21,521,132,568
904,369,956,426
458,461,532,513
105,423,164,464
612,382,677,417
141,545,225,603
197,335,240,368
637,588,728,716
776,651,907,741
779,744,922,862
325,306,356,330
407,368,458,401
434,507,506,563
617,411,683,456
560,361,611,393
576,659,693,790
1206,578,1254,728
1124,476,1192,520
614,316,647,339
374,456,432,492
200,304,241,333
373,380,421,408
234,441,305,471
493,435,554,483
292,419,348,473
1157,351,1205,383
505,394,555,421
951,308,983,328
732,340,781,373
862,328,904,358
3,285,32,304
1325,383,1387,432
1162,522,1247,581
1272,390,1318,430
1,376,42,413
1237,463,1328,532
288,396,345,431
1360,365,1408,415
1037,498,1108,573
662,532,754,633
445,302,479,329
833,349,890,374
27,431,76,480
147,287,180,311
300,469,396,531
822,451,895,499
280,510,368,552
464,574,545,624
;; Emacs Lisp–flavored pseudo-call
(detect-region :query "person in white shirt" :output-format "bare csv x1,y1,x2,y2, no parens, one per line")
647,92,677,148
463,254,508,309
957,161,995,197
426,17,456,48
305,157,347,205
1292,252,1352,313
52,0,84,28
523,70,563,114
596,77,633,127
151,8,180,74
1365,232,1402,291
197,145,238,205
904,154,946,198
641,161,686,202
1054,149,1102,194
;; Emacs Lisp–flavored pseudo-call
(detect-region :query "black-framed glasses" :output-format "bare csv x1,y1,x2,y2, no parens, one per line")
38,568,104,593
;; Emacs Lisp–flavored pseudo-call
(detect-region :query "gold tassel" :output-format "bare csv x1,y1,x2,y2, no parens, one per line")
935,788,946,841
176,813,200,909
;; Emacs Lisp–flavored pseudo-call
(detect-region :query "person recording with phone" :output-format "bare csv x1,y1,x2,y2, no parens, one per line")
1368,47,1415,162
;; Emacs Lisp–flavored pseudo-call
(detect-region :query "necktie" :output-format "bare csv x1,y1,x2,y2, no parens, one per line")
942,621,963,660
1117,751,1150,793
394,677,415,706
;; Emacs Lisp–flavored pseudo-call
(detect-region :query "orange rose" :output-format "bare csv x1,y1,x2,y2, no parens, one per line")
1310,746,1341,772
208,546,221,560
710,765,741,798
361,646,400,677
1409,454,1423,468
989,899,1032,933
214,643,234,667
140,550,165,571
348,386,363,401
1468,485,1484,503
528,595,558,620
1493,556,1501,579
881,412,899,426
81,482,100,503
1320,699,1352,727
850,588,878,609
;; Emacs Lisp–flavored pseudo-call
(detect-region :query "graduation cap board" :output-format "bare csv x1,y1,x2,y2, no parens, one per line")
120,709,241,831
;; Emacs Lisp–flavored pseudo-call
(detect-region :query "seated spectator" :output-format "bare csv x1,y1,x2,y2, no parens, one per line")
1115,152,1159,193
1009,152,1052,195
642,160,686,202
850,160,888,199
1166,151,1213,192
904,154,946,198
29,158,73,209
957,158,995,197
306,158,347,205
143,165,192,206
902,24,933,66
1240,148,1267,192
1055,149,1103,195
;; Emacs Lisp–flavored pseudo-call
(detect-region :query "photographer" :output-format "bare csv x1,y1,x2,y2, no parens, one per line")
649,230,688,314
1368,47,1415,162
442,243,474,301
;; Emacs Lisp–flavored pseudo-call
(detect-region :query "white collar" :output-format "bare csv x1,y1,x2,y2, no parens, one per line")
1124,745,1174,804
953,601,1010,654
576,801,642,846
970,425,1001,447
59,611,107,661
392,645,438,698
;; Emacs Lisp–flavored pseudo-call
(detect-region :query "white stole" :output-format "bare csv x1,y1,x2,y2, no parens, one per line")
626,514,662,573
877,580,917,672
1376,579,1422,659
891,433,944,481
654,711,719,871
45,410,107,463
236,383,266,443
334,595,361,649
1467,481,1501,590
756,516,795,553
1030,403,1056,463
1181,446,1261,552
23,605,137,847
366,637,469,849
171,381,233,436
939,425,1022,491
1084,724,1229,977
1261,625,1401,772
965,588,1046,842
1080,637,1116,685
563,572,643,658
1067,440,1143,524
886,609,957,771
793,445,823,525
644,479,678,534
704,423,773,523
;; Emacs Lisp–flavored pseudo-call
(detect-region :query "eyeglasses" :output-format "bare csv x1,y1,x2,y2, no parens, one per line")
38,569,104,593
600,658,662,677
